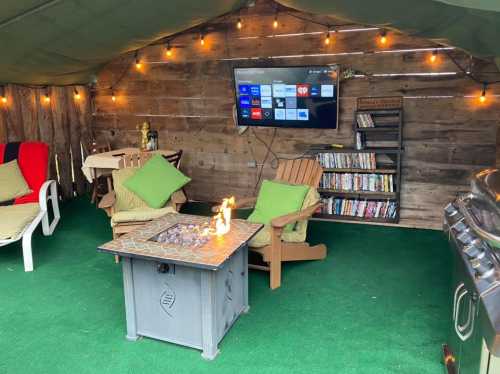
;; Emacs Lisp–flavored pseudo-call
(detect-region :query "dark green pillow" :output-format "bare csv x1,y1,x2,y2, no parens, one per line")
123,155,190,209
247,180,309,231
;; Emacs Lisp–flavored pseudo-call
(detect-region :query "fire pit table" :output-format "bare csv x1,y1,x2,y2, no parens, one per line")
98,213,262,360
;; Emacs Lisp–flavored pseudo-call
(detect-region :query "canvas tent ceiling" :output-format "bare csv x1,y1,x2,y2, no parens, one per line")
0,0,499,85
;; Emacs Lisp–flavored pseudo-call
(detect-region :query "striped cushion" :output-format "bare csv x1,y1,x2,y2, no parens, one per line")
0,142,49,204
111,204,176,226
112,167,149,212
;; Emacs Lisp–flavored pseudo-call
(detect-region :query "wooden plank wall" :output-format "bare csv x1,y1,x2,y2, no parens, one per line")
0,84,92,198
92,0,500,229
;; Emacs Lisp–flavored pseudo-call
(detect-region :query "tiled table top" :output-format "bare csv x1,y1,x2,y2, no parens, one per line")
98,213,263,270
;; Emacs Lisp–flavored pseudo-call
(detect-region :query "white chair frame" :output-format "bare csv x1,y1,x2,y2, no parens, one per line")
0,180,60,272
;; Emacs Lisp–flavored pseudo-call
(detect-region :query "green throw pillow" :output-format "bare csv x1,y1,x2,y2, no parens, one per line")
0,160,32,203
247,180,309,232
123,155,190,209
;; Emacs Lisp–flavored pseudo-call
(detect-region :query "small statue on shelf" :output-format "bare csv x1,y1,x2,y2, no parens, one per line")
147,130,159,151
136,122,150,151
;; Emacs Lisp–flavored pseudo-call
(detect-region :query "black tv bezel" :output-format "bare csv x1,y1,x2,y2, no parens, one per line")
232,65,340,129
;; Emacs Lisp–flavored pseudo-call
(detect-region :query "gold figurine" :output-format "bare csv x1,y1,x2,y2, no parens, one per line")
136,122,150,151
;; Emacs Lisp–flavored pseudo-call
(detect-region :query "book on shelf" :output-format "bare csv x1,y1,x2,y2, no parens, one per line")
320,173,394,192
355,132,365,150
320,197,398,220
316,152,376,169
356,113,375,128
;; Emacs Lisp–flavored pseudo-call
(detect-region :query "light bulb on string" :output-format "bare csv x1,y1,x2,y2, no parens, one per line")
429,49,438,64
43,90,50,104
111,90,116,103
324,31,331,45
237,18,243,30
379,30,387,45
74,88,81,101
273,15,278,29
165,42,172,57
200,34,205,46
0,86,6,104
479,83,487,103
135,53,142,70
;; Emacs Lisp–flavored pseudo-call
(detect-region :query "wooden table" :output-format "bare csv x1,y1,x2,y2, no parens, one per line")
81,147,175,183
97,213,262,360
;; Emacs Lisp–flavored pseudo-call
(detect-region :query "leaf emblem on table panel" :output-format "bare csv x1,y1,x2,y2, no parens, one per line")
160,282,176,317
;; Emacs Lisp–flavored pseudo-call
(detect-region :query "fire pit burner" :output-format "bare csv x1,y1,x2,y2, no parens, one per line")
149,223,210,248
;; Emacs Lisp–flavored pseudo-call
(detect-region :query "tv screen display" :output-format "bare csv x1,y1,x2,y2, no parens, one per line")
233,66,339,129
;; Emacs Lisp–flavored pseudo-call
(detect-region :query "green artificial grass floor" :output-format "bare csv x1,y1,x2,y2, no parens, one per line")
0,197,451,374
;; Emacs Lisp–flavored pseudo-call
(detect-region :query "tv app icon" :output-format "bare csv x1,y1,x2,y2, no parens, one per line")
239,96,251,107
241,108,250,118
239,85,250,95
274,109,286,120
310,85,321,97
297,109,309,120
251,108,262,120
296,84,310,97
274,98,285,108
249,85,261,96
262,109,273,120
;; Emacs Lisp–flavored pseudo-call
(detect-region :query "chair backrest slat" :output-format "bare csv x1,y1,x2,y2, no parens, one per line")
122,150,183,169
289,159,302,184
163,150,183,169
274,158,323,188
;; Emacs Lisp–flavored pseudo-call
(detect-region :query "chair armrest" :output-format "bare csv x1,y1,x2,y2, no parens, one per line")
270,203,322,229
171,190,187,205
98,191,116,209
39,180,57,212
211,196,257,213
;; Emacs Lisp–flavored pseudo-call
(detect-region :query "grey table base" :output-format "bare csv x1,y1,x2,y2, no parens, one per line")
121,245,249,360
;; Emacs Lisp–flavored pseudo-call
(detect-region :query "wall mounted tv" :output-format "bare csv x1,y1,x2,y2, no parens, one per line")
233,65,339,129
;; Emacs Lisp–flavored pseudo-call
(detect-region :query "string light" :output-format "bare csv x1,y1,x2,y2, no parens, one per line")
43,89,50,104
111,90,116,102
479,83,487,103
73,88,81,101
0,86,6,104
165,42,172,57
379,30,387,45
200,34,205,46
237,18,243,30
324,31,331,45
135,52,142,70
273,15,278,29
429,49,438,64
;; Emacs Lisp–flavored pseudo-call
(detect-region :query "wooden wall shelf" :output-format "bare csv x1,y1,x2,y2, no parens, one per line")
312,213,398,224
312,98,404,225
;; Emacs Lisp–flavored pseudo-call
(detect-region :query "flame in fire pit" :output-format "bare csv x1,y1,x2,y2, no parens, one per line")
213,197,235,236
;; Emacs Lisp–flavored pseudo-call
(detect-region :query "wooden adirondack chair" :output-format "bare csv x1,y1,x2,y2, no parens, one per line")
99,150,186,237
224,158,327,289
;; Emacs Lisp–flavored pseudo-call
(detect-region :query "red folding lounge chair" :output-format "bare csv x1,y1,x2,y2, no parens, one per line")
0,142,60,271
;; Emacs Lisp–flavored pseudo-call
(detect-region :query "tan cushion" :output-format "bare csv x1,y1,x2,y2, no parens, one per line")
0,203,40,240
112,167,149,212
0,160,32,203
248,187,319,248
111,203,176,226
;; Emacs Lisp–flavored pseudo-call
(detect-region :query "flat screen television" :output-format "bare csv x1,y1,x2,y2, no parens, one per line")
233,65,339,129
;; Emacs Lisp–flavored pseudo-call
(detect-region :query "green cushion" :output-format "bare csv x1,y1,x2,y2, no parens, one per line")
0,160,32,203
123,155,190,209
247,180,309,232
249,187,319,248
